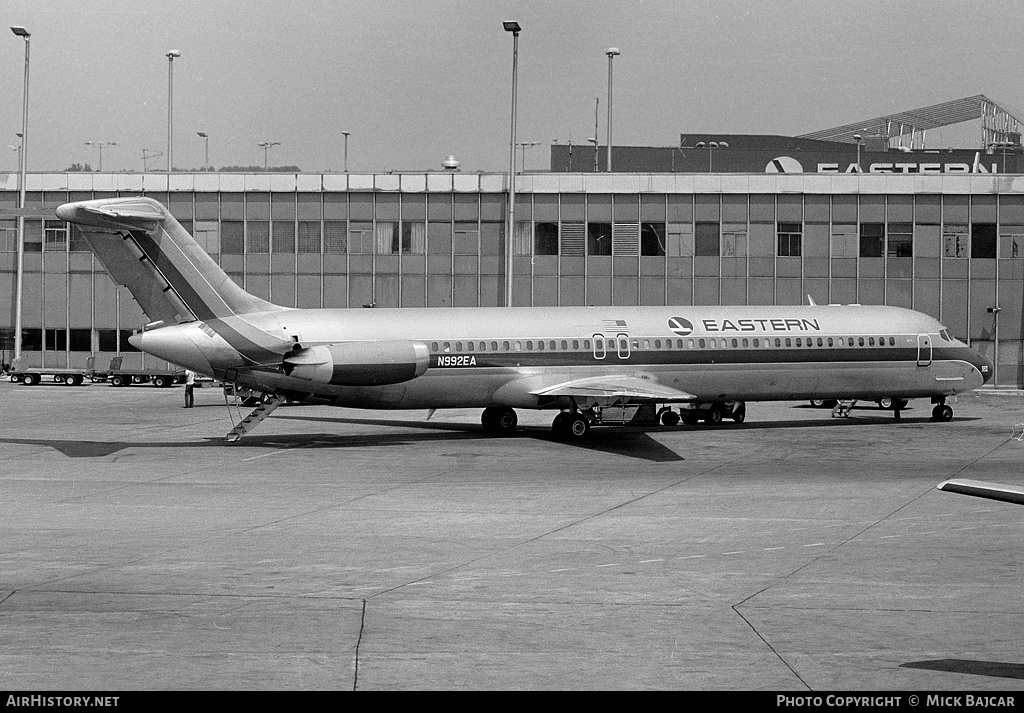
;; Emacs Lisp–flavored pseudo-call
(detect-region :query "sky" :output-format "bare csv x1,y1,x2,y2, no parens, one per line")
2,0,1023,174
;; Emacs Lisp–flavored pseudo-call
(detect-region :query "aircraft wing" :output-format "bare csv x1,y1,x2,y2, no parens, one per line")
937,478,1024,505
530,374,697,401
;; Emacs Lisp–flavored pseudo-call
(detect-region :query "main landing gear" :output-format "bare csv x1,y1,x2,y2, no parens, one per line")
930,398,954,422
552,410,591,439
481,406,518,435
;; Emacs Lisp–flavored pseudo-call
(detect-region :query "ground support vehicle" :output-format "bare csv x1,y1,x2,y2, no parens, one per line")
87,356,185,388
9,364,88,386
658,401,746,426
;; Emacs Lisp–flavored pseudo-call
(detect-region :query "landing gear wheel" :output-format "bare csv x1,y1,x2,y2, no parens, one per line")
731,405,746,423
565,413,590,439
482,406,517,435
877,398,893,409
660,410,680,427
932,404,953,422
552,411,572,435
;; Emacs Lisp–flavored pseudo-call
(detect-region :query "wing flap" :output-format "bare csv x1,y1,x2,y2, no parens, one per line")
531,374,697,401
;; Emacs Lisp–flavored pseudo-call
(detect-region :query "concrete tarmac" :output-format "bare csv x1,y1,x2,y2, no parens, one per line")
1,379,1022,691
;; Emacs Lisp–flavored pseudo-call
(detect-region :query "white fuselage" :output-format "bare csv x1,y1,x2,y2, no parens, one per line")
132,303,991,411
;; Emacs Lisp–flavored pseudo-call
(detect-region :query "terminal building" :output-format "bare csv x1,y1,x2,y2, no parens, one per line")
2,95,1024,386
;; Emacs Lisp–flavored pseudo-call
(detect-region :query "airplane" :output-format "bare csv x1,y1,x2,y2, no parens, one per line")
54,196,993,442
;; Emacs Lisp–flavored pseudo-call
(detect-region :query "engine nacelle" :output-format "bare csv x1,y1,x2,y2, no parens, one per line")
283,340,430,386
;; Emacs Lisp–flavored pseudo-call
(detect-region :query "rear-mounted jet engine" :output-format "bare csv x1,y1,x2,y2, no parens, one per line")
283,340,430,386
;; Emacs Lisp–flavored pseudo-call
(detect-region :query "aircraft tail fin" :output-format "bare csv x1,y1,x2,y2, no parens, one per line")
56,197,283,323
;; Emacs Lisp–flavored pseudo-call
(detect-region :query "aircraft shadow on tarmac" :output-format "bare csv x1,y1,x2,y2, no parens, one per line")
0,408,978,461
901,658,1024,680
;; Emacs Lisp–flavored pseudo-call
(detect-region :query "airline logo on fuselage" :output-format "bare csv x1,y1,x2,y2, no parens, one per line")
667,317,694,336
703,318,821,332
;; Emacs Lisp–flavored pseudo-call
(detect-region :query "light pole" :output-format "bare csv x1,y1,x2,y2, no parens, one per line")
695,140,728,171
11,25,29,366
258,141,280,171
588,136,599,172
605,47,619,173
503,20,521,308
166,49,180,172
853,133,864,172
197,132,209,169
85,141,116,172
516,141,540,172
341,131,350,172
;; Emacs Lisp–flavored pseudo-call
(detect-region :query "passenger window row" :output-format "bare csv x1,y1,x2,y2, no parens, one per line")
429,335,901,353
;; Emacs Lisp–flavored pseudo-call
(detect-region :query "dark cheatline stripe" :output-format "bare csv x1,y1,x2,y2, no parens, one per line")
426,345,973,370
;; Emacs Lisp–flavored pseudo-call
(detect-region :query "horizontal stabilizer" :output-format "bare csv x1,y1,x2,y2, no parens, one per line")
55,199,164,230
937,478,1024,505
531,374,697,401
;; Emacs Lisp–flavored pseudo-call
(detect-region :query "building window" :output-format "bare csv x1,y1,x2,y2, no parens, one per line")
513,221,532,256
402,222,427,254
453,222,479,256
943,225,968,258
221,221,244,255
246,221,270,253
588,222,612,255
640,222,666,256
299,221,323,253
21,219,42,253
1000,232,1024,258
98,329,117,352
560,223,586,256
859,223,884,258
320,220,343,253
69,329,91,351
535,222,559,255
887,223,913,257
44,220,67,252
348,222,373,254
694,222,720,256
971,223,997,258
777,222,802,257
119,330,140,352
45,328,67,351
272,221,296,254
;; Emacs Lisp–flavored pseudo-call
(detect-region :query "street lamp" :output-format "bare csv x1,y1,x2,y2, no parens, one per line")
11,25,30,366
588,136,599,172
503,20,521,308
85,141,116,172
166,49,180,172
516,140,540,173
197,132,209,169
853,133,864,172
258,141,281,171
605,47,619,172
341,131,350,173
695,140,728,171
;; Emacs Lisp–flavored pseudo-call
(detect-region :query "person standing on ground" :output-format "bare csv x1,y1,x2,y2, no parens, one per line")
184,369,196,408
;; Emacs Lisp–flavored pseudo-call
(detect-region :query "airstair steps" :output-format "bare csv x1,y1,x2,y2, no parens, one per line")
831,399,857,418
226,395,285,442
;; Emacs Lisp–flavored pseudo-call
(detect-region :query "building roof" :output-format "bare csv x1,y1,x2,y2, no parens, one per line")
798,95,1024,147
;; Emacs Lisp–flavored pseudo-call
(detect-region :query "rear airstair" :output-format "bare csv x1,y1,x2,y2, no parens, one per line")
831,399,857,418
225,392,286,442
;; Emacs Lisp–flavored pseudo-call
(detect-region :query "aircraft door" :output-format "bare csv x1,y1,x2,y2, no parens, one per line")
592,333,606,360
616,333,631,360
917,334,932,366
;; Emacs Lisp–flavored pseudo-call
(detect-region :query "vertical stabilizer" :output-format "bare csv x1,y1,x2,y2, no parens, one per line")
56,197,283,322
